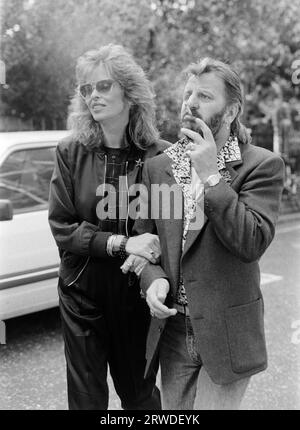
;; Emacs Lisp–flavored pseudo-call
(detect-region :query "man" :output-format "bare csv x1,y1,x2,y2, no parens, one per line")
125,58,285,409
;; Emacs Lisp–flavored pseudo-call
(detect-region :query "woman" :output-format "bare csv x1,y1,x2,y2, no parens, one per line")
48,44,169,410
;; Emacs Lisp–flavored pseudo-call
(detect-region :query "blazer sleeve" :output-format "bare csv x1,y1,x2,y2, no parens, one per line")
203,153,285,263
132,159,169,294
48,144,111,258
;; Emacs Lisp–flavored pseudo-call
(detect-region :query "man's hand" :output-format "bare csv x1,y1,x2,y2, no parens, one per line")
181,117,219,183
146,278,177,319
126,233,160,264
120,254,149,277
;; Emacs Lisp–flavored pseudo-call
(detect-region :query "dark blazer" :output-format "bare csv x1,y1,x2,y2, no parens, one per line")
133,141,285,385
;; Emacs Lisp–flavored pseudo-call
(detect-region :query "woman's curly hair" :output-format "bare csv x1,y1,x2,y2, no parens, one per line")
68,44,159,149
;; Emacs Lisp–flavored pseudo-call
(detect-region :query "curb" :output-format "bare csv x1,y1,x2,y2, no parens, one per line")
278,211,300,224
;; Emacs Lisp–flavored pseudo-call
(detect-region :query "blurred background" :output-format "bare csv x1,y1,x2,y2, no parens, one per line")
1,0,300,210
0,0,300,410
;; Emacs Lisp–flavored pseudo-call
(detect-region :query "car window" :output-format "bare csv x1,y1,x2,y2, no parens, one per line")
0,146,56,213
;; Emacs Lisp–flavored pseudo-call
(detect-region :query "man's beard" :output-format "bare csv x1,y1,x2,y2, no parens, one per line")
190,107,226,138
208,108,227,137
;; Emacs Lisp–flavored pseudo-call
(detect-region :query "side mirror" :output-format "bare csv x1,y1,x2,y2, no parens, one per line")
0,199,13,221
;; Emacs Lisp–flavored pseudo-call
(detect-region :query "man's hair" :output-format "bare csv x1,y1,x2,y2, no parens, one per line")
184,57,251,144
68,44,159,149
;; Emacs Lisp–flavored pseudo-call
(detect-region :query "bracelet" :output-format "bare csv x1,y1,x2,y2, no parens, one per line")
106,234,117,257
118,236,129,260
111,235,119,256
106,235,113,257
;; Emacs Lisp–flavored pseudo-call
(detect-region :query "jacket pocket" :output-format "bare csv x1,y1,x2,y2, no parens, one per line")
59,250,90,287
225,298,267,374
66,257,90,287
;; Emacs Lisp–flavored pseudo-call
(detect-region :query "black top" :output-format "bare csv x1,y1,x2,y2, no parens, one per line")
101,145,130,235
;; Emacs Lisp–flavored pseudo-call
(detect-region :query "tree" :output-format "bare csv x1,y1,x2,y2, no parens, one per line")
1,0,157,129
1,0,300,139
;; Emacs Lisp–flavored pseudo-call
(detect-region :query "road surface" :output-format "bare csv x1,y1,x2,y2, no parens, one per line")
0,220,299,410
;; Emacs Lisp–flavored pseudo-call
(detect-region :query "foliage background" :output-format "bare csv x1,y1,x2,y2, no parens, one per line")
1,0,300,144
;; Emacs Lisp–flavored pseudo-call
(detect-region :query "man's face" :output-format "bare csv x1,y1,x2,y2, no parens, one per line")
181,72,228,137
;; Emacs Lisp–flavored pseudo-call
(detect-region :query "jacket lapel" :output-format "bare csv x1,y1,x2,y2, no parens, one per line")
182,155,244,258
163,161,184,286
182,211,209,258
224,158,243,186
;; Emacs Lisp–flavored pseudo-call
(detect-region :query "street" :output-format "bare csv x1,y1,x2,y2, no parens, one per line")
0,219,300,410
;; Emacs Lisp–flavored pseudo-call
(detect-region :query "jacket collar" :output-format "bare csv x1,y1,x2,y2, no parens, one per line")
164,138,244,185
164,139,245,260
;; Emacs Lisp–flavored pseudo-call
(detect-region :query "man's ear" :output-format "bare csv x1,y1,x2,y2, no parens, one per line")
225,103,239,124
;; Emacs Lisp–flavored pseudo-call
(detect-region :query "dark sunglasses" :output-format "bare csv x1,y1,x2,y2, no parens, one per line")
79,79,115,99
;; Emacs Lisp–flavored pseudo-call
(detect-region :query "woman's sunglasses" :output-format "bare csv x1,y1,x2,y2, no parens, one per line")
79,79,115,99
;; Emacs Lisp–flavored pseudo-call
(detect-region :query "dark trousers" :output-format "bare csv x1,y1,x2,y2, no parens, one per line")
58,258,160,410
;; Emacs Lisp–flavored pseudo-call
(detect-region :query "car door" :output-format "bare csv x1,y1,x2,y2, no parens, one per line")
0,144,59,287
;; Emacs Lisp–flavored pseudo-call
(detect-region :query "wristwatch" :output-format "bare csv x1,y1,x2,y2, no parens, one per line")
204,173,222,189
118,235,129,260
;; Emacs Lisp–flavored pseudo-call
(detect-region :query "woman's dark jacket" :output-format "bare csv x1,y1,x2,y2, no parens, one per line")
48,135,170,287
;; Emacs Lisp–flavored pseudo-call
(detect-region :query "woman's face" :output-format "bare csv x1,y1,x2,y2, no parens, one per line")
82,63,130,125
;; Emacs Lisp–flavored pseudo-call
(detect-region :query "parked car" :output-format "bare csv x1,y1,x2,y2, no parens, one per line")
0,130,69,329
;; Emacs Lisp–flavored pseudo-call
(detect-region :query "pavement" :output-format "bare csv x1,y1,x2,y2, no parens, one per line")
279,211,300,224
240,218,300,409
278,191,300,223
279,185,300,222
0,204,299,410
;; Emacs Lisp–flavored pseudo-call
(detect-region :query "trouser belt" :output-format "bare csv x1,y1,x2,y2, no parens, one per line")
173,302,190,316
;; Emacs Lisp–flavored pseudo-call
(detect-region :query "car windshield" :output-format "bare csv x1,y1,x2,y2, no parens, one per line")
0,146,56,213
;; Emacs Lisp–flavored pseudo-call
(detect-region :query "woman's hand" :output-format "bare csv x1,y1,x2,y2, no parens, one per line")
120,254,149,276
125,233,161,264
